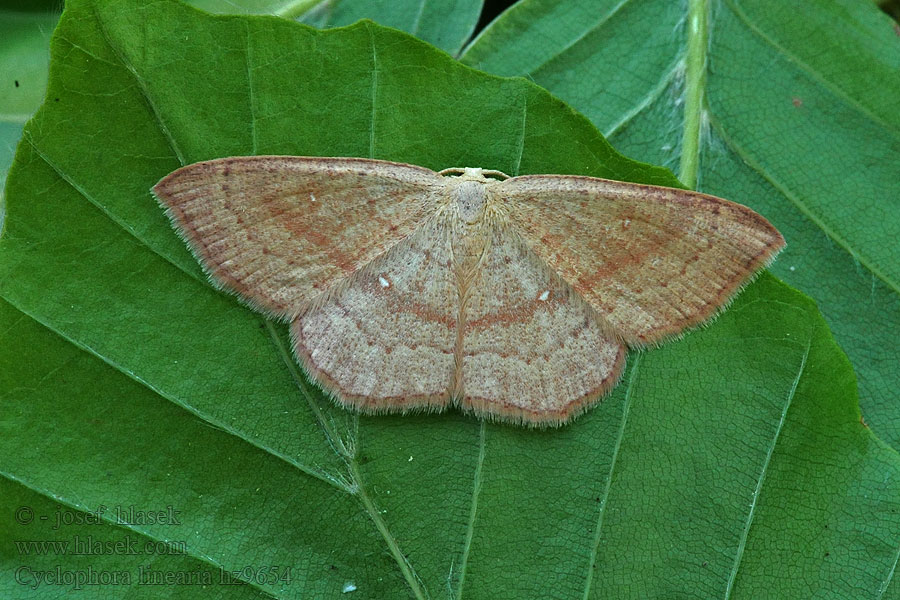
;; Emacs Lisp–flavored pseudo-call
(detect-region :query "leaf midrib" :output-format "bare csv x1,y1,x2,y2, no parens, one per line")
678,0,708,190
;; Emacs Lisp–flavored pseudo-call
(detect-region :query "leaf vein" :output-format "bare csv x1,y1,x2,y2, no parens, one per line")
723,337,810,598
349,458,430,600
582,354,641,599
512,92,527,176
368,23,378,159
245,19,258,154
876,535,900,599
411,0,427,36
91,5,186,165
454,420,486,599
529,0,634,76
604,59,680,139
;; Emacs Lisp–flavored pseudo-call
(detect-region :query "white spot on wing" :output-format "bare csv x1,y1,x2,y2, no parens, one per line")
310,193,316,202
342,582,356,593
379,276,390,288
538,290,550,301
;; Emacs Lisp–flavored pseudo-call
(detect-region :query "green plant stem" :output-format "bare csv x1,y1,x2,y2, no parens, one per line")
680,0,708,189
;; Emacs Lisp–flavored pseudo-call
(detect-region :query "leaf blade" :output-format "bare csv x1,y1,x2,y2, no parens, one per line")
2,1,900,598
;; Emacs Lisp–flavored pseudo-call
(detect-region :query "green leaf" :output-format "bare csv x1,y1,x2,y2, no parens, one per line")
0,6,60,191
185,0,484,55
1,1,899,598
298,0,483,56
0,0,482,197
462,0,900,453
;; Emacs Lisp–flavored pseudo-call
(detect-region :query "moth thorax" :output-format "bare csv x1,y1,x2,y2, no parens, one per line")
454,181,488,224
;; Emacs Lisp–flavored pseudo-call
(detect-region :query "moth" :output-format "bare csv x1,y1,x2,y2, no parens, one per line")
153,156,784,425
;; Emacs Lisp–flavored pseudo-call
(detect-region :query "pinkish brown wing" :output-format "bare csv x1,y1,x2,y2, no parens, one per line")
152,156,442,319
291,216,458,414
457,225,625,426
500,176,785,346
